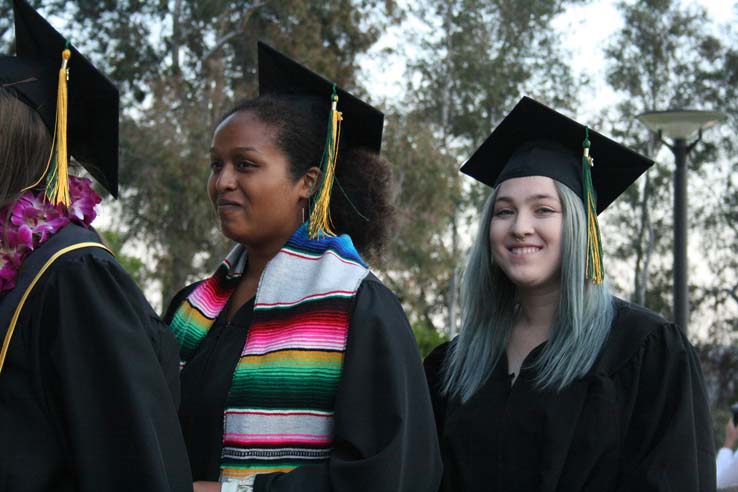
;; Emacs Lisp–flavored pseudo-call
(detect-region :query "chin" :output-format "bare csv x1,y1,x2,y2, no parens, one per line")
219,224,251,245
504,268,558,291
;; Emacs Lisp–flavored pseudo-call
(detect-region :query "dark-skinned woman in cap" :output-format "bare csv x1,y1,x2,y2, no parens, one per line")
164,42,441,492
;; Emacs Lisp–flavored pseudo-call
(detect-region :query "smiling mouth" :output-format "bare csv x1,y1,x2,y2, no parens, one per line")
217,199,241,207
509,246,542,255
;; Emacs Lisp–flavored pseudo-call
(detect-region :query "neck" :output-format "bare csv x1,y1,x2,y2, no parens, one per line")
515,284,560,334
244,222,302,280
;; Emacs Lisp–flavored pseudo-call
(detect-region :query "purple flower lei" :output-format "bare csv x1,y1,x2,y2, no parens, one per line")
0,176,101,294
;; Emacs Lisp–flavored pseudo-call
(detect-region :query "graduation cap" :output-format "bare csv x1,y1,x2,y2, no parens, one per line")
0,0,119,199
256,42,384,239
461,96,654,283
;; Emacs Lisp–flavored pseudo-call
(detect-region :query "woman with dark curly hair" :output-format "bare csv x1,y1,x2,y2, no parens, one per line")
164,42,441,492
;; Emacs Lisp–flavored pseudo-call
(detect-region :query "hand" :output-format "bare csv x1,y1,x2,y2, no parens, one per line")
193,481,222,492
724,417,738,450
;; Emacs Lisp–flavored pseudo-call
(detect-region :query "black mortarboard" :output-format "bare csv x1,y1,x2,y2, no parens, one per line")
256,41,384,238
257,41,384,155
0,0,119,197
460,96,653,213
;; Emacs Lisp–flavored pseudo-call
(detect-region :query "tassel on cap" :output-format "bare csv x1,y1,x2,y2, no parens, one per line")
307,84,342,239
45,44,72,206
582,127,604,284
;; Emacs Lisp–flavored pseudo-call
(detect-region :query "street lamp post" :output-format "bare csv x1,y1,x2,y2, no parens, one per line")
636,110,726,334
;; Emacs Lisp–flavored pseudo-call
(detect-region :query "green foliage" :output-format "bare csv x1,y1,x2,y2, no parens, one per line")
379,112,458,331
97,228,147,286
412,320,449,359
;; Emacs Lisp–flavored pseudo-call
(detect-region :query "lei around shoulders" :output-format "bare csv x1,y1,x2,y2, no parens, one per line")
0,176,101,293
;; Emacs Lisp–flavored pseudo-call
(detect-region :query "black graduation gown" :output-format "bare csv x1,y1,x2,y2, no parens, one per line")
0,224,192,492
165,273,443,492
424,298,715,492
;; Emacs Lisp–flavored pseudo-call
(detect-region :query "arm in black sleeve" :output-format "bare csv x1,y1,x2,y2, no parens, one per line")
255,276,443,492
617,323,715,492
423,341,451,436
42,254,193,492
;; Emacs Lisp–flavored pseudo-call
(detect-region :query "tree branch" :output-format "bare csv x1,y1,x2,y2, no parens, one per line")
202,2,267,62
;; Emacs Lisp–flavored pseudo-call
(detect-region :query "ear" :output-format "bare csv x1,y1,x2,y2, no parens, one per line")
298,166,322,200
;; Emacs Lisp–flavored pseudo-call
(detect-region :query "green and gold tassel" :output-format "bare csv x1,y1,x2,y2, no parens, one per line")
582,128,604,284
308,84,342,239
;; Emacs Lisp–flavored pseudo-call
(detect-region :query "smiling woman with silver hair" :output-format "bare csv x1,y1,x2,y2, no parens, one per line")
424,97,715,492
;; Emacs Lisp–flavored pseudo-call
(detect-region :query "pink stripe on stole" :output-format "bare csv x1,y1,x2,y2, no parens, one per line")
189,281,231,316
242,339,346,355
257,289,356,308
253,315,348,332
244,332,346,345
246,324,347,341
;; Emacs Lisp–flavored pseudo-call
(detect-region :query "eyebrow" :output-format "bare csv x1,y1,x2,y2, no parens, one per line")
495,193,559,203
209,146,260,154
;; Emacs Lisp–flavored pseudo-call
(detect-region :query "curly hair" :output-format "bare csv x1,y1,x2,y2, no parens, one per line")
217,95,394,261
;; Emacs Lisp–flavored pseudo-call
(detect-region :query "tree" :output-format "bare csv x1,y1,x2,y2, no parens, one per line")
384,0,583,334
603,0,729,326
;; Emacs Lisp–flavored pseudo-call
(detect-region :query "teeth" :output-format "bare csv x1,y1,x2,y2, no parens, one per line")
511,247,540,255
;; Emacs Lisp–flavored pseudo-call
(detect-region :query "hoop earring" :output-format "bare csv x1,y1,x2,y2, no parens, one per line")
302,207,306,223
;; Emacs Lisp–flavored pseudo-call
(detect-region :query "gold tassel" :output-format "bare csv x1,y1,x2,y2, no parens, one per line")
45,47,72,207
307,87,342,239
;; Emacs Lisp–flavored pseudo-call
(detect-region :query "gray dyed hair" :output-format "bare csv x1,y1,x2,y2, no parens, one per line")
442,182,614,401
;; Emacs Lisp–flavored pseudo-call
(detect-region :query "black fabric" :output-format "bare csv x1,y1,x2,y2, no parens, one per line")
0,0,119,196
257,42,384,154
459,97,653,213
169,284,255,482
164,273,442,491
0,56,56,128
0,225,192,492
425,298,715,492
496,141,584,201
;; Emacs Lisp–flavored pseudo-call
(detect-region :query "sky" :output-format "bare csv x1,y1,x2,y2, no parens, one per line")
360,0,738,117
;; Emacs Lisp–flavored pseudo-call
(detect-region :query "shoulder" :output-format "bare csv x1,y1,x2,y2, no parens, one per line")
162,280,205,323
424,340,453,378
355,272,398,302
596,297,689,375
423,339,453,392
32,237,176,354
348,272,416,352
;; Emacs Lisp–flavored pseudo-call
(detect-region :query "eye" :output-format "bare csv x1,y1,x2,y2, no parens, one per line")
236,160,256,170
209,160,223,171
493,208,513,217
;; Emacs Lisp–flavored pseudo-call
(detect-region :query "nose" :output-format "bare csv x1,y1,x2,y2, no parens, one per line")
215,163,238,193
510,210,534,239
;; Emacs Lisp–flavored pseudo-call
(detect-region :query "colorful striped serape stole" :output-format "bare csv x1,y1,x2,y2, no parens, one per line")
220,224,368,481
169,245,247,368
168,223,369,482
